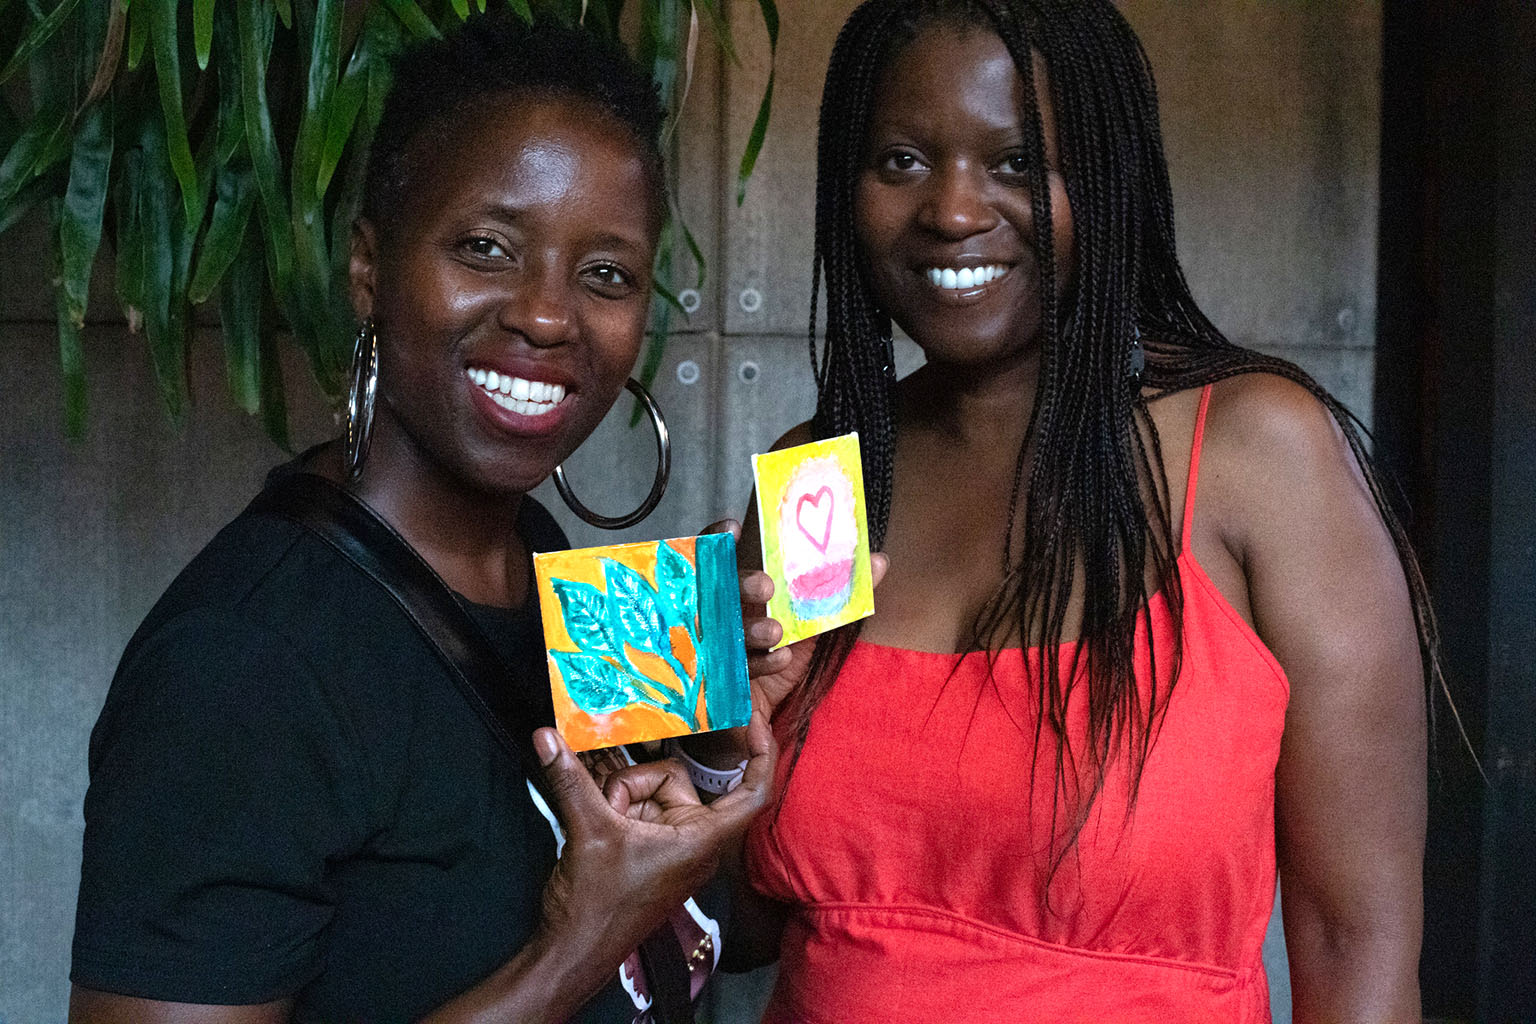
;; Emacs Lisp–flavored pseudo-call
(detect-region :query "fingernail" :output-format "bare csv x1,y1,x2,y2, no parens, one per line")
534,729,559,766
750,621,776,642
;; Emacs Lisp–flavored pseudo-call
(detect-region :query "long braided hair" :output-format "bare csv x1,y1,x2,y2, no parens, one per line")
783,0,1447,888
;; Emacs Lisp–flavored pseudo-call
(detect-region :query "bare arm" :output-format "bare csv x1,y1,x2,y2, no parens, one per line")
1210,376,1425,1022
72,718,778,1024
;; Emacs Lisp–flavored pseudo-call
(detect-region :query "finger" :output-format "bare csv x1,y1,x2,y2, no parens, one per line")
604,759,704,818
747,646,794,678
744,615,783,652
533,728,618,838
870,552,890,590
702,517,743,540
738,568,775,610
706,710,777,827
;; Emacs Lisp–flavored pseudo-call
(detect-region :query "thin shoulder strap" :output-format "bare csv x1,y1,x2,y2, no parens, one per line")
247,472,697,1023
1181,384,1215,556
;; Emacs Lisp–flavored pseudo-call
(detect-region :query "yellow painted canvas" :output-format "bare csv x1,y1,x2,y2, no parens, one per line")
533,534,751,752
752,432,875,648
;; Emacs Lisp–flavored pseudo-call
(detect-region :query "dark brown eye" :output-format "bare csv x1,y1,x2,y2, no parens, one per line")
584,262,636,295
463,236,510,260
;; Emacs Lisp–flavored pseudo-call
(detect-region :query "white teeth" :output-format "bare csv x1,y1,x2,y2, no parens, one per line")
465,368,568,413
926,265,1009,291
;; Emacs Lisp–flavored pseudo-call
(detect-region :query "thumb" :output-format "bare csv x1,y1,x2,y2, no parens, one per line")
702,517,743,539
533,727,613,838
870,552,890,590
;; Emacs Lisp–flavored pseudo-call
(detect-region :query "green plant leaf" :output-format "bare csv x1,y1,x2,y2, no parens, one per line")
47,197,87,438
691,0,738,66
217,210,263,414
551,650,647,716
656,540,698,636
736,0,777,205
125,0,146,69
273,0,291,30
0,105,67,203
448,0,468,19
82,3,127,108
188,155,254,303
192,0,213,69
0,0,84,86
237,0,296,327
286,0,342,380
380,0,439,40
316,3,389,199
135,111,189,424
211,0,242,164
148,0,199,223
506,0,532,23
58,97,113,328
603,558,670,656
552,578,624,658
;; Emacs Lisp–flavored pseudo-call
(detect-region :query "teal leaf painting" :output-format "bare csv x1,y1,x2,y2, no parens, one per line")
551,651,645,716
655,539,698,639
537,534,752,752
550,578,622,658
604,558,670,655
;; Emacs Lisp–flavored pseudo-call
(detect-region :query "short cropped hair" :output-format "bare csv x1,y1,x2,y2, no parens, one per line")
362,12,667,236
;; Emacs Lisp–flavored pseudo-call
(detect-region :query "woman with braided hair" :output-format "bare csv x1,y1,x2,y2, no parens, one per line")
730,0,1431,1020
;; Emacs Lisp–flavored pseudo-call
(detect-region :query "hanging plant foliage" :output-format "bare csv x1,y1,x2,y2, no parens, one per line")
0,0,779,444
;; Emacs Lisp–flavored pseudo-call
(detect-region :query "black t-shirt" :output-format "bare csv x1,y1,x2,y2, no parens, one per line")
71,485,641,1022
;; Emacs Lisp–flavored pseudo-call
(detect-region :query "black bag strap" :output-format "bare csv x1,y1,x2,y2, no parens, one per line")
248,472,695,1024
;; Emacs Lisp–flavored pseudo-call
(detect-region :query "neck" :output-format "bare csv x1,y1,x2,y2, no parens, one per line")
903,346,1041,450
351,419,529,608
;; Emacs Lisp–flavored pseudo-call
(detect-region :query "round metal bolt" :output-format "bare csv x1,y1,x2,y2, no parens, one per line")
738,360,761,384
738,287,764,314
678,288,702,314
675,359,701,386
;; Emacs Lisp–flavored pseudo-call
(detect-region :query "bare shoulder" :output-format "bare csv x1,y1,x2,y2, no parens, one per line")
1205,371,1353,471
1204,372,1361,508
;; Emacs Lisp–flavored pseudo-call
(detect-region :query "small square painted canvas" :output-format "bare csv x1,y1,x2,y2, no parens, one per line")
533,533,752,752
752,432,875,648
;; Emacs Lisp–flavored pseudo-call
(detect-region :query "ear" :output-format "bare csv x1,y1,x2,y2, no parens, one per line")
349,218,380,321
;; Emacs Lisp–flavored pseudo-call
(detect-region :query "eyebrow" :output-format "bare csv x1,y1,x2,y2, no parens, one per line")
467,203,651,256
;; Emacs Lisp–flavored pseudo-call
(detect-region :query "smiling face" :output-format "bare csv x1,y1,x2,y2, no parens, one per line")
351,92,660,496
855,24,1075,371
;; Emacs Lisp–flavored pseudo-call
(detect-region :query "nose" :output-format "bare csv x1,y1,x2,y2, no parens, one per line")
918,162,1000,239
498,260,577,348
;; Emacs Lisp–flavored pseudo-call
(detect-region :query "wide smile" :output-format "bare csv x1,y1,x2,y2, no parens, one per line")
466,363,571,423
918,262,1014,301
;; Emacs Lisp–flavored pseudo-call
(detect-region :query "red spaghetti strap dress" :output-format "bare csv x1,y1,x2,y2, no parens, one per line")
745,385,1289,1023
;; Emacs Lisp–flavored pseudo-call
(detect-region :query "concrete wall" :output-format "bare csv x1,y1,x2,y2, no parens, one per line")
0,2,1379,1021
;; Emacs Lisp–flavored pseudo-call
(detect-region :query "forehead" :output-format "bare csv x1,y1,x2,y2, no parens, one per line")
394,92,660,233
869,24,1056,149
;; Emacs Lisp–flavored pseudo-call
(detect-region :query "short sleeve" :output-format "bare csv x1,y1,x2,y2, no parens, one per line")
71,608,374,1003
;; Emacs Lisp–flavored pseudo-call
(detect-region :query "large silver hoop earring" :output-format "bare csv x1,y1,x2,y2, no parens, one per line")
346,318,378,483
553,378,670,530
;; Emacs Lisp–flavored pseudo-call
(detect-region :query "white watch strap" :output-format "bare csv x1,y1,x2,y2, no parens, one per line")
664,738,747,795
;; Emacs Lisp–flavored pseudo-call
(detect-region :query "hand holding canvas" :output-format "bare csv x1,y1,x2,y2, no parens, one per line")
529,711,776,970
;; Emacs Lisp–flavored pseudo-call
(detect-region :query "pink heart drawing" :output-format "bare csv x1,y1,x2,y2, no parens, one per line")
796,486,835,553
